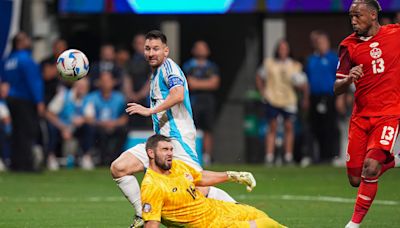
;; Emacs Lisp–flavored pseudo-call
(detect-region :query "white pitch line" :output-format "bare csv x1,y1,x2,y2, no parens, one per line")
0,195,398,206
236,194,399,206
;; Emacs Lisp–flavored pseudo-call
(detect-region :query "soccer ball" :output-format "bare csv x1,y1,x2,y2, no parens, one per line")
57,49,89,81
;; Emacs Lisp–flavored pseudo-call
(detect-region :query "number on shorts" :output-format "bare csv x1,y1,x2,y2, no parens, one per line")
380,126,395,145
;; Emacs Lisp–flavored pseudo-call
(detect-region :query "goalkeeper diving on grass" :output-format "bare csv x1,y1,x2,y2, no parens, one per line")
140,134,286,228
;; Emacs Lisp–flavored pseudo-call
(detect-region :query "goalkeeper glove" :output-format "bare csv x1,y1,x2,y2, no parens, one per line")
226,171,256,192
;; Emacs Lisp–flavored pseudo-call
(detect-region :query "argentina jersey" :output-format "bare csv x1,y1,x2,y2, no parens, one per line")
150,58,199,164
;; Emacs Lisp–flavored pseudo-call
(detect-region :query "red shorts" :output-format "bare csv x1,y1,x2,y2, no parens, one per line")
346,115,400,177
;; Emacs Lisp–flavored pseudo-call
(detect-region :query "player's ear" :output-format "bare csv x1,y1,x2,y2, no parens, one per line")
147,149,155,159
164,46,169,57
369,7,378,20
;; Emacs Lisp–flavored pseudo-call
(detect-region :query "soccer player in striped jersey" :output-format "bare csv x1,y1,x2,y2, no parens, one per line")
141,134,285,228
110,30,236,227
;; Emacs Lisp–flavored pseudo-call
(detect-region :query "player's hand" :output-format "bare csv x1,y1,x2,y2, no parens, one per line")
227,171,256,192
126,103,153,117
348,64,363,82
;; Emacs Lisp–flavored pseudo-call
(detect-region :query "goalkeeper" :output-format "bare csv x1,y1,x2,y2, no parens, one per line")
140,134,286,228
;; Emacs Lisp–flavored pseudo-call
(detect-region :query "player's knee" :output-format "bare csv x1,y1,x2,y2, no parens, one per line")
349,179,360,187
347,175,360,187
110,160,127,178
362,166,379,178
283,120,293,132
362,159,380,178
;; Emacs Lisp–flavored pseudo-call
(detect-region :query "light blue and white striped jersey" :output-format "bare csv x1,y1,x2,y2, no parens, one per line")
150,58,199,164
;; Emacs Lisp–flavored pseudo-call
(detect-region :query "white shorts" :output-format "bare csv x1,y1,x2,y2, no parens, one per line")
125,138,202,171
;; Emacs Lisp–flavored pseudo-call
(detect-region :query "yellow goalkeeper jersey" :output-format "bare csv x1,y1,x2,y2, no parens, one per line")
141,160,285,228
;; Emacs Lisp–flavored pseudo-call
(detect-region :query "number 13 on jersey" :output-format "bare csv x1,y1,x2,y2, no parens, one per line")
372,58,385,74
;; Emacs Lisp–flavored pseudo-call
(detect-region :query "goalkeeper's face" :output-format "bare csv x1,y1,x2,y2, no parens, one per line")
154,141,174,171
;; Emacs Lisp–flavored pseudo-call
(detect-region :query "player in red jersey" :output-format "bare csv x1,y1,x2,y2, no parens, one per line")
334,1,400,227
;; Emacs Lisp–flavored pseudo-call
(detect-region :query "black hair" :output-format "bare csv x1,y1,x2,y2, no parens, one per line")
11,32,26,51
145,30,167,44
353,0,382,12
273,39,292,60
145,134,171,152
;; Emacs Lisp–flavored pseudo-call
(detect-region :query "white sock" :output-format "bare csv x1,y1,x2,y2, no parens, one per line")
345,221,360,228
207,186,236,203
265,153,274,163
115,175,142,217
284,153,293,162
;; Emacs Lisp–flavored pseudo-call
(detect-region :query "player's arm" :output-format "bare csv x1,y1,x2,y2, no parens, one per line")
334,44,362,95
45,88,69,131
334,64,363,95
144,220,160,228
334,77,353,95
126,82,184,116
151,85,184,114
197,170,256,192
255,67,266,99
141,179,164,226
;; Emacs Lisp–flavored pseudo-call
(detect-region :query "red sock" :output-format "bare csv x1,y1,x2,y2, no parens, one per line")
380,159,394,175
351,178,378,224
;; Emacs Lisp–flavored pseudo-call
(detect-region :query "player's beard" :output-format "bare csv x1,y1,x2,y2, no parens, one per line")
155,155,172,171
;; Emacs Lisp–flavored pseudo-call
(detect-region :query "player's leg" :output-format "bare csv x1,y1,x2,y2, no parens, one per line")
203,100,216,165
346,116,399,228
282,112,295,164
226,218,286,228
345,116,369,187
203,186,235,202
265,117,277,163
347,150,388,228
251,218,287,228
344,116,368,227
216,201,286,228
110,143,148,218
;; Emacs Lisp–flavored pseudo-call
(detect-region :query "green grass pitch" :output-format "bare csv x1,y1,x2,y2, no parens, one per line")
0,165,399,227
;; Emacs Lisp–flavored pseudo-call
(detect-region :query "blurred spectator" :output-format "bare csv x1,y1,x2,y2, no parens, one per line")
256,39,308,166
90,44,123,90
46,78,95,170
0,100,11,171
40,39,68,170
40,39,68,105
89,71,127,165
40,38,67,104
182,40,220,165
305,30,342,164
0,32,44,172
123,33,151,129
394,12,400,23
115,45,131,72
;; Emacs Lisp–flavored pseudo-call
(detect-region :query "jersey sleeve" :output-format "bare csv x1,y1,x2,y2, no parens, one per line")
336,45,352,79
141,177,164,222
48,88,67,114
163,60,186,89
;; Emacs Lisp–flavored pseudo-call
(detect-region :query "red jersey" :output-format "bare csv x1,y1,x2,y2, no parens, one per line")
336,24,400,117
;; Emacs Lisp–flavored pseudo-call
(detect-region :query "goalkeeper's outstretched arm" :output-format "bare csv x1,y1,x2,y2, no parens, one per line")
197,170,256,192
